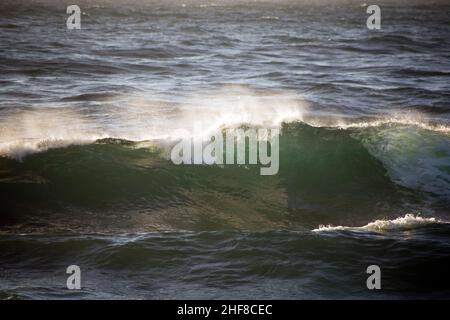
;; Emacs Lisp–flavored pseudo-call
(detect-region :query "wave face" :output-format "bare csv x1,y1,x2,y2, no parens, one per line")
1,0,450,299
1,120,449,234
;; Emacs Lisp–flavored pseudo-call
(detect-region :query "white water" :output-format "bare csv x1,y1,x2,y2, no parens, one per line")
313,214,446,233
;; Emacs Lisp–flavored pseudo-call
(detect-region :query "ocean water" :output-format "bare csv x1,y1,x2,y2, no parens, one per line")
0,0,450,299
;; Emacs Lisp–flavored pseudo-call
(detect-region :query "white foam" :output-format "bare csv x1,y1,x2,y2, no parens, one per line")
306,110,450,135
312,214,445,233
0,108,108,160
335,118,450,134
1,87,450,164
0,86,309,160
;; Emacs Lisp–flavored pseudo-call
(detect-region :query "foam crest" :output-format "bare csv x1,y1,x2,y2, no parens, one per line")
0,86,308,159
0,108,107,160
312,214,445,233
312,112,450,135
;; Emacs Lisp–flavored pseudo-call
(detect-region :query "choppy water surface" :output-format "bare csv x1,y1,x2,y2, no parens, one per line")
0,0,449,299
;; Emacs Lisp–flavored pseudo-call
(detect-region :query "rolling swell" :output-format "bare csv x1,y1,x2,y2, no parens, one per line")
2,225,450,299
1,121,447,234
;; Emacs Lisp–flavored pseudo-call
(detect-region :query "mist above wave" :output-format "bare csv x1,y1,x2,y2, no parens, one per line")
0,86,308,159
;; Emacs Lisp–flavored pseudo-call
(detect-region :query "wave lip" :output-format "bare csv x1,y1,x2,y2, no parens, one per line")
312,214,446,233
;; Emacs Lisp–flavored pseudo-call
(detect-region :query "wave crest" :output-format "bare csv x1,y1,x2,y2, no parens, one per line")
313,214,445,233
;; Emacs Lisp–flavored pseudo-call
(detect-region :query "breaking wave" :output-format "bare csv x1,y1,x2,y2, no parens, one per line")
313,214,447,233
